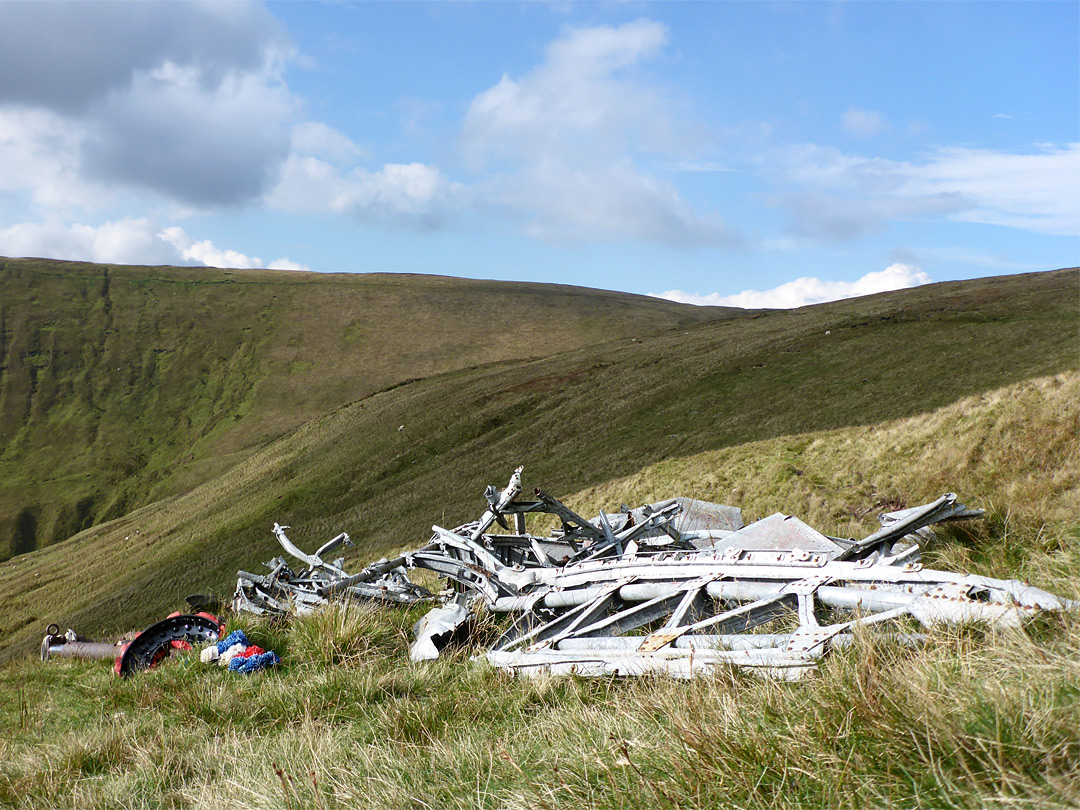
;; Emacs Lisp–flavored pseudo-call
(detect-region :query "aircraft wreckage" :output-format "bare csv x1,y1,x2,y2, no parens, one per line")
234,468,1076,679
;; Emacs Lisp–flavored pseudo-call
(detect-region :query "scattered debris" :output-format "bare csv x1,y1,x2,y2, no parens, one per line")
234,468,1077,679
114,613,224,677
41,625,125,663
201,629,280,674
42,612,225,677
233,523,431,615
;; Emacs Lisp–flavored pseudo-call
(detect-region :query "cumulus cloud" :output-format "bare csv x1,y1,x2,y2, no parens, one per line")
335,163,462,229
158,226,265,269
158,226,308,270
841,107,888,137
460,19,735,246
0,107,96,211
267,154,462,229
83,62,294,206
266,257,308,272
263,119,463,229
653,263,931,309
463,18,673,164
0,1,295,208
0,1,287,113
289,121,365,164
768,143,1079,240
0,217,175,265
0,217,308,271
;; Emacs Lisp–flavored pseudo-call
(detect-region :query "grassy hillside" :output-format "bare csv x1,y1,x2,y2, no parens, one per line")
566,371,1079,594
1,371,1077,810
0,267,1074,658
0,258,729,558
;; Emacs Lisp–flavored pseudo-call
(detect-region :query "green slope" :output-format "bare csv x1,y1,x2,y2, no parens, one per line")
0,267,1074,658
0,257,730,558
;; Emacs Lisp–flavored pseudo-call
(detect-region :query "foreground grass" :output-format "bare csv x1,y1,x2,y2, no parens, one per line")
1,595,1077,810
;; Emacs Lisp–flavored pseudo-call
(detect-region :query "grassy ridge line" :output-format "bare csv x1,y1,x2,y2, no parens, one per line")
0,375,1077,809
0,270,1075,659
0,258,730,557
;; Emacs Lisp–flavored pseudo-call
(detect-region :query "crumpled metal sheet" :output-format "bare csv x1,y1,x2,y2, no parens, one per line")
410,602,471,662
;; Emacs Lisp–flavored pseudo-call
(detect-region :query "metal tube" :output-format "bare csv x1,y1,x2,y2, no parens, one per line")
43,641,122,661
550,632,929,653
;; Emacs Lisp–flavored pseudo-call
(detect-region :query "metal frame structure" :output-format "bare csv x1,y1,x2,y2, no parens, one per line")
234,523,431,614
233,468,1076,679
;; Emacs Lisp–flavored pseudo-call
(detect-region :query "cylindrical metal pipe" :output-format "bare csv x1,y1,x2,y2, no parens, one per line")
544,587,611,609
493,580,924,615
317,555,408,596
42,641,122,661
491,587,614,612
556,634,795,652
553,632,929,652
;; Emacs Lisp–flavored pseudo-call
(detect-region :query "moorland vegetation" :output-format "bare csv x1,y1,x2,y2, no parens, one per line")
0,260,1076,809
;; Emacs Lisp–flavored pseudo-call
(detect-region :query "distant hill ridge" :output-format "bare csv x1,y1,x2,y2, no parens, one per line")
0,257,732,559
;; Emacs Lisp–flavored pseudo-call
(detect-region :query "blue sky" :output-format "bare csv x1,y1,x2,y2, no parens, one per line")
0,1,1076,307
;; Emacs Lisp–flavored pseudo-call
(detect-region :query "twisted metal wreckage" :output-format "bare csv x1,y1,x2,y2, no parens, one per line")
234,468,1076,680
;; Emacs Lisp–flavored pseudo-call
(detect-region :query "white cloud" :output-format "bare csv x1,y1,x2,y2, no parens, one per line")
289,121,365,163
460,19,734,246
158,226,264,269
267,156,463,230
0,217,174,264
768,143,1080,239
841,107,888,137
503,158,737,246
0,1,288,113
0,2,297,209
910,144,1080,235
158,225,308,270
82,60,295,206
267,257,308,272
265,154,348,213
336,163,462,229
264,117,462,229
653,263,931,309
462,19,673,165
0,107,99,211
0,217,309,271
